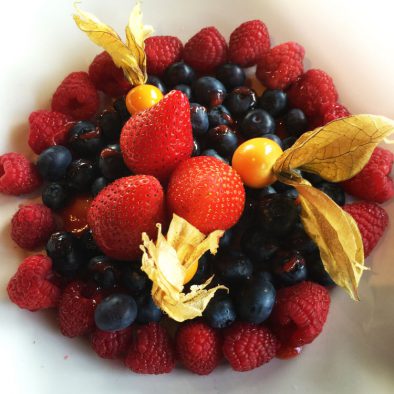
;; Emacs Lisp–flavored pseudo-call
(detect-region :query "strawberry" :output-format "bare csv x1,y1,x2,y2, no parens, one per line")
166,156,245,234
120,90,193,183
87,175,166,261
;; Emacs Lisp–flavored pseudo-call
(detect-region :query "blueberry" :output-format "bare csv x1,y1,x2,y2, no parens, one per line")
136,293,163,324
121,264,148,294
257,194,298,238
287,223,317,254
190,103,209,137
97,110,123,143
147,75,167,94
208,105,233,128
91,177,109,196
254,270,274,284
206,125,238,159
216,63,246,90
200,149,229,164
214,251,253,284
232,197,257,231
273,250,307,286
204,294,236,328
164,62,196,87
317,181,345,206
306,252,336,287
79,229,102,257
113,97,131,123
174,84,192,100
281,187,299,200
88,256,117,289
68,121,104,157
94,293,137,331
189,253,212,285
241,227,278,264
235,279,276,324
219,229,234,250
282,136,297,150
224,87,257,118
191,139,201,157
302,171,323,186
257,185,277,199
192,76,227,107
258,89,288,117
37,146,72,181
284,108,308,137
99,144,129,180
66,159,96,191
264,133,283,149
240,109,275,138
42,182,70,211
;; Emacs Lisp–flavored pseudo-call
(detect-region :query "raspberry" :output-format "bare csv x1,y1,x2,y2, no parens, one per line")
183,27,227,73
52,72,100,120
269,281,330,347
11,204,56,250
228,20,270,67
256,42,305,90
287,69,338,117
320,102,350,124
7,255,61,311
145,36,183,76
91,327,134,359
58,281,102,338
28,110,74,154
222,322,278,372
125,323,175,374
176,321,222,375
0,153,42,196
343,201,389,257
88,51,131,97
341,147,394,203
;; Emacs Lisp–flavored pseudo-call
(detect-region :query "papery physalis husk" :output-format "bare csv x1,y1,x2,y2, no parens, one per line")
140,214,228,322
73,2,153,85
273,114,394,300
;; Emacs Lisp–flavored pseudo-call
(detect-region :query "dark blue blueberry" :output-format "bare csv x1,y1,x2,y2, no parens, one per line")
204,294,236,328
37,146,72,181
283,108,308,137
235,279,276,324
147,75,167,94
91,177,109,196
306,252,336,287
99,144,130,180
264,133,283,149
240,109,275,139
216,63,246,90
241,227,278,264
113,97,131,123
121,263,148,294
219,229,234,250
190,103,209,137
317,181,345,206
88,256,117,289
232,197,257,231
282,136,297,150
281,187,299,200
136,293,163,324
192,76,227,107
79,229,102,258
273,250,307,286
42,182,70,211
66,159,96,191
201,149,229,164
97,110,122,143
208,105,233,128
68,121,104,157
224,87,257,118
302,171,323,186
164,62,196,87
258,89,288,117
206,125,238,159
189,253,212,285
192,139,202,157
287,223,317,254
257,185,277,199
254,270,274,284
213,251,253,284
174,84,192,100
94,293,137,331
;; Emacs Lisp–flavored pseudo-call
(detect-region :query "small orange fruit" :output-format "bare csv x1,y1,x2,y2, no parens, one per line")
125,84,163,115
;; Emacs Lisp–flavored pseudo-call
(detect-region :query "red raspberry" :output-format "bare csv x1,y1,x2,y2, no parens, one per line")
91,327,134,359
229,20,270,67
341,147,394,203
28,110,74,154
176,321,222,375
11,204,56,250
52,72,100,120
183,27,227,73
7,255,61,311
58,281,102,338
125,323,175,374
320,102,350,124
88,51,131,97
256,42,305,90
222,322,278,372
145,36,183,76
0,153,42,196
343,201,389,257
287,69,338,117
270,281,330,347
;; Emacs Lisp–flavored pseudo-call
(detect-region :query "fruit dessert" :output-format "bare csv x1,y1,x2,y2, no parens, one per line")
3,2,394,375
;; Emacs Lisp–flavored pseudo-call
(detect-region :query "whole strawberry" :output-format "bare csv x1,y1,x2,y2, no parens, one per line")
176,321,222,375
120,90,193,183
343,201,389,257
167,156,245,234
87,175,166,261
125,322,175,374
229,20,270,67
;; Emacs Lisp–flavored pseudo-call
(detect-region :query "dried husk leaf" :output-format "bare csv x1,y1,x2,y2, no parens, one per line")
140,215,227,322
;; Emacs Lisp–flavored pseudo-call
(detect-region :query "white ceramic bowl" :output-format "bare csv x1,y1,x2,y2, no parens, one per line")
0,1,393,393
